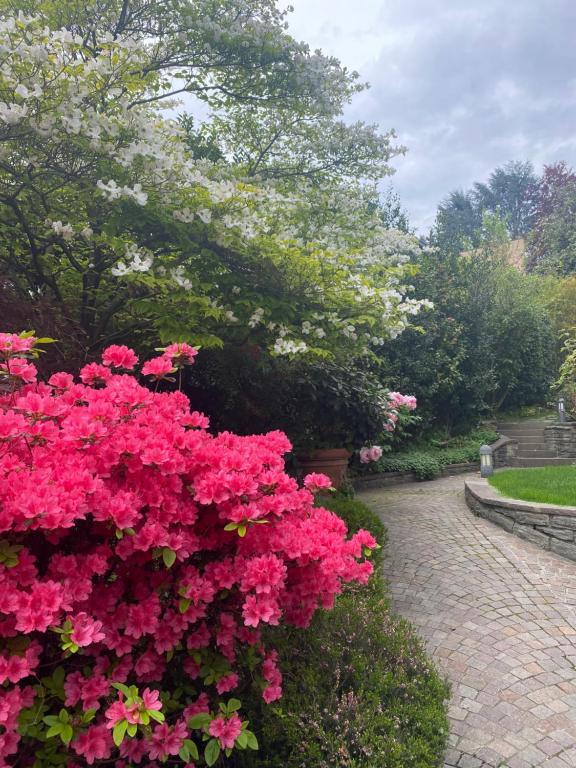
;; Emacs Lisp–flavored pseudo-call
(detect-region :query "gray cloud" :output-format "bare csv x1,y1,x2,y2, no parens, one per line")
288,0,576,232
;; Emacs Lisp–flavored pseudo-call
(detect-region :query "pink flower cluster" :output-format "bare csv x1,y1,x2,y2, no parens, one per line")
359,445,383,464
0,332,377,766
388,392,417,410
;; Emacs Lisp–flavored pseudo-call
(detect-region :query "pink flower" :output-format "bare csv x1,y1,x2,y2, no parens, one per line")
359,447,372,464
48,372,74,390
141,687,162,712
102,345,139,370
359,446,382,463
2,358,37,383
303,473,333,492
104,696,130,728
216,673,239,694
70,612,106,647
80,362,112,386
72,725,112,765
163,343,198,365
0,333,36,355
368,445,382,462
141,356,173,379
208,713,242,749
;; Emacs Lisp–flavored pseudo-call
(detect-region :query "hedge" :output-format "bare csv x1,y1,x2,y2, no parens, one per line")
236,496,450,768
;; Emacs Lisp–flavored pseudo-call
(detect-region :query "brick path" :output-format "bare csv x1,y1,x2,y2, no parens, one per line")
358,474,576,768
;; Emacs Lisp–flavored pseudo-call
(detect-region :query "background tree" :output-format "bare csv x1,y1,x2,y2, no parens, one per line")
526,162,576,274
432,160,538,256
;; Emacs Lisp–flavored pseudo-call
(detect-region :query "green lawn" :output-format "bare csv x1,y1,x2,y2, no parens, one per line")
489,466,576,506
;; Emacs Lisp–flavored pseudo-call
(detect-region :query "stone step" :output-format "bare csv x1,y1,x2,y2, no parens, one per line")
510,457,576,467
497,427,548,436
516,449,558,458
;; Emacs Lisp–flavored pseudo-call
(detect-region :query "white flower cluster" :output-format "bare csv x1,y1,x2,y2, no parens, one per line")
111,244,154,276
273,338,309,356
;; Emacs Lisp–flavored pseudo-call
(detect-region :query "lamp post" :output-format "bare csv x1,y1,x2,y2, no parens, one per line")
558,397,566,423
479,444,494,478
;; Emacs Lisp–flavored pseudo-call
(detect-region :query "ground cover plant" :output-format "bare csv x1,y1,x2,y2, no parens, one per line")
236,496,450,768
0,332,382,766
489,466,576,507
356,428,498,481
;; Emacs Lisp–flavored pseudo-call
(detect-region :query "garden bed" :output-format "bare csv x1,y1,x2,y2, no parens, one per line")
239,495,450,768
353,461,476,490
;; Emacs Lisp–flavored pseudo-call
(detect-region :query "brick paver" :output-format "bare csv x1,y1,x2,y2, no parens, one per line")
359,474,576,768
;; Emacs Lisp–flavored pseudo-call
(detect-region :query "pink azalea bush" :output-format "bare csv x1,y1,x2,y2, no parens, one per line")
0,333,378,766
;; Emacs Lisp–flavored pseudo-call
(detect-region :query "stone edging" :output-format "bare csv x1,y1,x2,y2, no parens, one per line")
464,477,576,561
353,462,476,491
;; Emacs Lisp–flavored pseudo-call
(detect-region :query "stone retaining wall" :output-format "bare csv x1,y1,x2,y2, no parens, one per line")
489,435,518,468
353,462,476,491
545,423,576,457
465,478,576,562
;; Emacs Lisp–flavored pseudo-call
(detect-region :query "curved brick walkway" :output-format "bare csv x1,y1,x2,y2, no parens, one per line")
359,474,576,768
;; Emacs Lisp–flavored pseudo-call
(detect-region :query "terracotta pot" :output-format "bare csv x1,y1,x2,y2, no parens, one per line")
298,448,351,490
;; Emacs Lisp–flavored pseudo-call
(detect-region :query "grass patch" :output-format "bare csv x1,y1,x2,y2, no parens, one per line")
490,466,576,506
237,494,450,768
357,428,498,481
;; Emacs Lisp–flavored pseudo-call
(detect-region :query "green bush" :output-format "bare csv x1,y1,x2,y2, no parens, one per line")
360,428,498,481
236,496,449,768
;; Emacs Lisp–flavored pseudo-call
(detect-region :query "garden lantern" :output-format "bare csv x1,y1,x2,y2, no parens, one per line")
479,444,494,477
558,397,566,423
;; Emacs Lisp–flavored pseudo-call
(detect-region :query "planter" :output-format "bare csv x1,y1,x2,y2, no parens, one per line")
298,448,351,490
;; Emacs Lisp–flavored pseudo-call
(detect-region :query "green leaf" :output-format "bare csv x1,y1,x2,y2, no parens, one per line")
227,698,242,712
53,667,65,688
111,682,131,697
43,716,61,727
148,709,165,723
127,722,138,737
45,724,63,739
223,522,238,531
179,739,200,762
246,731,259,750
113,720,128,747
139,710,150,726
179,598,191,614
82,709,97,724
205,738,221,766
238,525,247,538
60,724,73,746
188,712,211,730
235,731,248,749
162,548,177,568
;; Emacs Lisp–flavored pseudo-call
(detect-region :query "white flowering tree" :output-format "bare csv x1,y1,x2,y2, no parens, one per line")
0,1,428,361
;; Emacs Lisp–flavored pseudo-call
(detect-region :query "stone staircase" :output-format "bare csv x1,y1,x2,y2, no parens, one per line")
496,418,576,467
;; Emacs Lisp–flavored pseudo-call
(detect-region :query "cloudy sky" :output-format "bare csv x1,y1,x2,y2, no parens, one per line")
287,0,576,232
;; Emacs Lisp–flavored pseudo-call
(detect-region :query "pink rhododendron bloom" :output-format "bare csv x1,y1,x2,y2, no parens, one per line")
80,362,112,386
163,342,198,364
215,673,239,694
303,472,332,492
360,445,383,463
102,345,139,370
1,358,37,383
141,355,173,378
0,333,35,354
208,713,242,749
69,612,106,647
72,725,112,764
368,445,382,462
